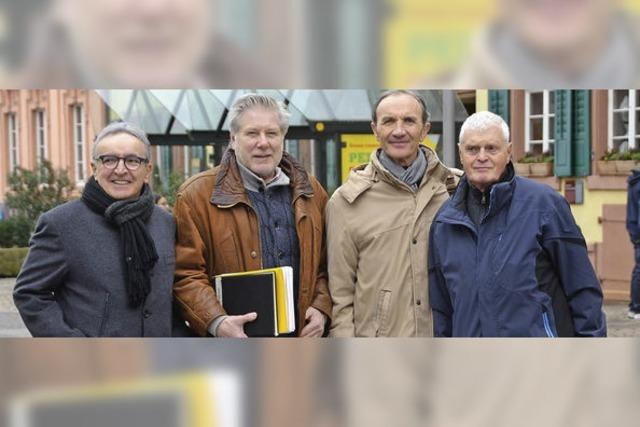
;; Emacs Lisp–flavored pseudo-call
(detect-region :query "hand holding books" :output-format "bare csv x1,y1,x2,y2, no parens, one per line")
216,312,258,338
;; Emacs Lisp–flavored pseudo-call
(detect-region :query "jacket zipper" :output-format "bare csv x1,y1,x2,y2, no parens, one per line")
542,312,555,338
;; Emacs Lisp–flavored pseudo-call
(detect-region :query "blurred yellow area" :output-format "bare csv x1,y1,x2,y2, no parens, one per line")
384,0,495,85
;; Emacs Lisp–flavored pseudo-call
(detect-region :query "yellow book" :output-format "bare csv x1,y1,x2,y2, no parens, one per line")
262,267,294,334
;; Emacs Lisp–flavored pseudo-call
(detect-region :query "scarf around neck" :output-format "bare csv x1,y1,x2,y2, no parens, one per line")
81,176,158,307
378,146,428,191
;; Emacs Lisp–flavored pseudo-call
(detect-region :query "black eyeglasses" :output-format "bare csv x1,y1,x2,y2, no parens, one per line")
96,155,149,170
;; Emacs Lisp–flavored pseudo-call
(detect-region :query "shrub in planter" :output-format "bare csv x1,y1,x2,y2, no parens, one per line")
5,160,74,224
518,152,554,177
514,152,537,175
0,247,28,277
597,149,621,175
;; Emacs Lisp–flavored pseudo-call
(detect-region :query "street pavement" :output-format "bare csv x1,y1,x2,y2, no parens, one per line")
0,278,30,337
1,277,639,337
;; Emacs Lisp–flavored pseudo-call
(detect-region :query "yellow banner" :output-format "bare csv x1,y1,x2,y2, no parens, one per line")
341,134,439,182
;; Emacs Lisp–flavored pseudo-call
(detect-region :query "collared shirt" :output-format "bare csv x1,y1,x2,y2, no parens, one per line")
236,161,290,192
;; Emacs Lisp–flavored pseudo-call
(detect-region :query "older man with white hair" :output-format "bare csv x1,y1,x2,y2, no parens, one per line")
428,111,606,337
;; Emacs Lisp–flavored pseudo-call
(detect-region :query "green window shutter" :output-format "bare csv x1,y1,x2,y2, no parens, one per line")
572,91,591,176
488,90,510,124
554,90,572,177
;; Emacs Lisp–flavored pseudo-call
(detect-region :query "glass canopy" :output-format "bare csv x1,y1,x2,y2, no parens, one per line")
96,89,469,136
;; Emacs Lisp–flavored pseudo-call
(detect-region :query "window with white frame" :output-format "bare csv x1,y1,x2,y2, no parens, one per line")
72,105,85,182
525,90,555,155
7,113,18,171
608,90,639,152
35,109,47,165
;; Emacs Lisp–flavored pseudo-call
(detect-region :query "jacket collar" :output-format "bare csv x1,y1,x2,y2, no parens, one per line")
339,146,452,204
447,162,516,222
211,148,314,207
629,168,640,185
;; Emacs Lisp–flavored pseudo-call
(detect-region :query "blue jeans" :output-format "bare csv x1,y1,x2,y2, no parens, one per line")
631,243,640,312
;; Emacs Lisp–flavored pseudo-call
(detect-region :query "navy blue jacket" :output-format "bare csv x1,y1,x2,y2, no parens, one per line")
428,169,606,337
626,170,640,242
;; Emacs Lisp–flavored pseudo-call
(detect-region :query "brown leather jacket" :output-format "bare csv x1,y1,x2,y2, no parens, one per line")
173,149,331,336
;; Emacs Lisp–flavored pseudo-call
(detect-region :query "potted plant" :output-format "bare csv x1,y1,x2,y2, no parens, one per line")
529,152,554,177
514,152,535,175
596,149,618,175
617,150,638,175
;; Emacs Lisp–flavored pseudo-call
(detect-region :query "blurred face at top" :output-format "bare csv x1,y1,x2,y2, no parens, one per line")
230,106,285,181
92,132,152,200
458,123,512,193
500,0,615,69
55,0,211,86
371,93,431,167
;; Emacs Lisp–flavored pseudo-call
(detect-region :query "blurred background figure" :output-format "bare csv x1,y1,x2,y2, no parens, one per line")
154,194,171,213
0,0,384,88
428,0,640,88
465,0,638,87
5,0,287,87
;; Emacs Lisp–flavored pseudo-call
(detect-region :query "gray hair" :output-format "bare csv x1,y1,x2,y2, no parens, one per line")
459,111,510,144
228,93,290,135
92,121,152,160
372,90,431,124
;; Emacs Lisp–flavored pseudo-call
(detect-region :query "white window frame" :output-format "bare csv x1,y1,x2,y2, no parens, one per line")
35,109,47,165
608,89,638,152
7,113,18,172
524,90,555,154
72,104,85,183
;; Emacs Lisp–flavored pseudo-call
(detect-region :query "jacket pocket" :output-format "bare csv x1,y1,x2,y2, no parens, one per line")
542,311,556,338
97,292,111,337
375,290,392,337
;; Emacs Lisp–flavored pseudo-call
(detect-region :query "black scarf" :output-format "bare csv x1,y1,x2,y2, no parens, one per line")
81,176,158,307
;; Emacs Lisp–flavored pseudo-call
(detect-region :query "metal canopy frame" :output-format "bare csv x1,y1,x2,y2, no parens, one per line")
96,89,469,146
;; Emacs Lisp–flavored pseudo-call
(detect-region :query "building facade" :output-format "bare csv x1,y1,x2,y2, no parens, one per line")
0,90,108,212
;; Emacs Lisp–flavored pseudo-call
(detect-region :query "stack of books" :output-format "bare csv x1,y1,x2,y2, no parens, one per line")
214,267,295,337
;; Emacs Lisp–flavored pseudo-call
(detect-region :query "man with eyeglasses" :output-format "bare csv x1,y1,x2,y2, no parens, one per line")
428,111,607,337
14,121,184,337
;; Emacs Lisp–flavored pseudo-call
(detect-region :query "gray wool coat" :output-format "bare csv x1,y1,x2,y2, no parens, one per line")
13,199,179,337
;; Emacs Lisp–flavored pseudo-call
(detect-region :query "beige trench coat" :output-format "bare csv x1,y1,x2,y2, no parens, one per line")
327,148,456,337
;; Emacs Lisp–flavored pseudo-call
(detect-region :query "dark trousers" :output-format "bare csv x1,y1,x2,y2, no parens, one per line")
631,243,640,312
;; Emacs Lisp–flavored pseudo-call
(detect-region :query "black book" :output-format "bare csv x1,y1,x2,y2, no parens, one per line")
215,271,278,337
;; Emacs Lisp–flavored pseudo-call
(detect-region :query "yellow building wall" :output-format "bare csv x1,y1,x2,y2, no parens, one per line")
476,90,488,111
559,179,627,244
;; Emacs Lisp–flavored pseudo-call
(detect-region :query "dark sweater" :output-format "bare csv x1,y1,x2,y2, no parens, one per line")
247,186,300,335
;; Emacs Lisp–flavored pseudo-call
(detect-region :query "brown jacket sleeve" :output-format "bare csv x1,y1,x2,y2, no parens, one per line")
173,189,225,336
309,179,333,321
